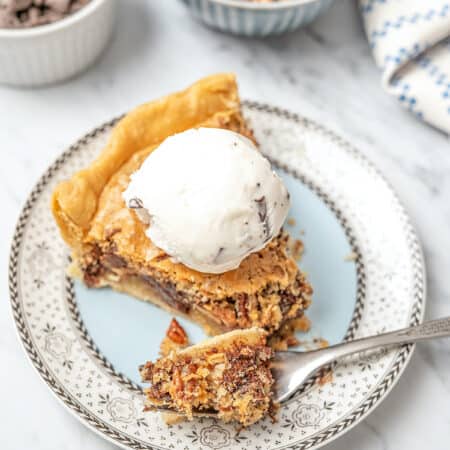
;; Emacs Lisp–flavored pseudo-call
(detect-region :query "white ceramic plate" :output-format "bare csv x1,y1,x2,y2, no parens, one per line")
9,102,426,450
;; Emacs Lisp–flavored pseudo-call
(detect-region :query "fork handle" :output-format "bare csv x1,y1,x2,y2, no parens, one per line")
312,317,450,367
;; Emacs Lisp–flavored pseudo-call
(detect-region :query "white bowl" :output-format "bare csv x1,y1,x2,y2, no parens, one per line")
0,0,116,87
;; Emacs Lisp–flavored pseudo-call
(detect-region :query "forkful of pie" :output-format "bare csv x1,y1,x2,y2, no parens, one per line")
141,317,450,426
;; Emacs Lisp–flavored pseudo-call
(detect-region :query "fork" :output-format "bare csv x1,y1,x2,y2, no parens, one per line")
272,316,450,402
155,317,450,415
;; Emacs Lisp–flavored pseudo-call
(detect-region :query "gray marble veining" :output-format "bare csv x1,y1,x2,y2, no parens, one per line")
1,0,449,449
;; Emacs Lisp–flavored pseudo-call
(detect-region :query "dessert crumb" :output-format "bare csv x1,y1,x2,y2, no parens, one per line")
269,316,311,351
286,336,300,347
313,337,329,349
317,368,333,386
160,318,189,356
296,336,329,351
344,251,357,262
290,239,304,261
287,217,296,226
162,412,185,425
296,315,311,333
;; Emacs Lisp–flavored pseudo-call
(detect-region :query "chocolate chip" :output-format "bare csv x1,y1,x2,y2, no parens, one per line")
128,197,144,209
141,275,191,314
254,196,270,239
255,196,266,222
214,246,225,263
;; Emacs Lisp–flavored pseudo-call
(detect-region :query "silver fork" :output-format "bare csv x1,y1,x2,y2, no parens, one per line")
272,316,450,402
154,317,450,415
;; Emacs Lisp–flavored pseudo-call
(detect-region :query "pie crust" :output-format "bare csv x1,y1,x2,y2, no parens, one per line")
51,73,312,339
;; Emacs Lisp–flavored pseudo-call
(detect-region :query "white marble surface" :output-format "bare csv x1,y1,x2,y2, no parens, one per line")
1,1,450,449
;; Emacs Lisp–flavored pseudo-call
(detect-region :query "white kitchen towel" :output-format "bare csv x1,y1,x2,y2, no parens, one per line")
360,0,450,134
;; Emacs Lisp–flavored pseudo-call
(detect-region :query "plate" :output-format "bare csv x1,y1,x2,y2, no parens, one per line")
9,102,426,450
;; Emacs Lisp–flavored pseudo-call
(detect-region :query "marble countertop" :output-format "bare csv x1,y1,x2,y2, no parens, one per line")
1,1,450,449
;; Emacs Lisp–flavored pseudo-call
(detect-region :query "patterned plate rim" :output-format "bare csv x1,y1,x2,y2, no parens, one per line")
8,101,426,450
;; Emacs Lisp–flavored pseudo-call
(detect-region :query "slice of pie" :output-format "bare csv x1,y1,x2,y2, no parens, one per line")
140,328,275,425
51,73,312,339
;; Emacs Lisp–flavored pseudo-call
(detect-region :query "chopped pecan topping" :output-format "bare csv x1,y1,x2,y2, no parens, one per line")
166,318,188,345
142,335,275,426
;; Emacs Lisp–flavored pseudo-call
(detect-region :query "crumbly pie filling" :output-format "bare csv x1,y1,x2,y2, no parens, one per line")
140,328,275,426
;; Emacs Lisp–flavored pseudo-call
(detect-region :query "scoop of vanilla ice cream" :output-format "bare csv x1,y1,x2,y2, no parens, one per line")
123,127,290,274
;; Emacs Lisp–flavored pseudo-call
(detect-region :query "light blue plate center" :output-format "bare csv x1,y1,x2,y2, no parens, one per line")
75,170,357,386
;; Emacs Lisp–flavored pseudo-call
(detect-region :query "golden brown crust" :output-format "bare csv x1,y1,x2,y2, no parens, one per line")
51,73,242,249
177,327,267,357
52,73,312,342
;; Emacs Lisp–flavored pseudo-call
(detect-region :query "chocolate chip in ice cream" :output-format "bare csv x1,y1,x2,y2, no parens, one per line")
127,197,151,225
128,197,145,210
0,0,91,29
255,196,271,240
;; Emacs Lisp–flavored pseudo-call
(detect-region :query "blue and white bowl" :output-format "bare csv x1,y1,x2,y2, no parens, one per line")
179,0,335,37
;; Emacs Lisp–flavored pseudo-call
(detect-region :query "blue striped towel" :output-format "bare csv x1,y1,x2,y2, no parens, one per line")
360,0,450,134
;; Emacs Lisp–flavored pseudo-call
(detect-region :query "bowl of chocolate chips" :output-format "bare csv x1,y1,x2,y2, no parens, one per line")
0,0,116,86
